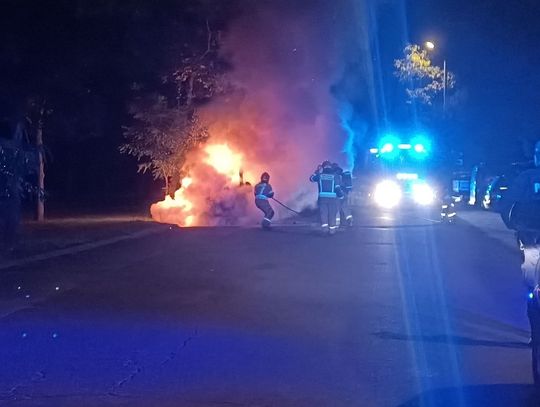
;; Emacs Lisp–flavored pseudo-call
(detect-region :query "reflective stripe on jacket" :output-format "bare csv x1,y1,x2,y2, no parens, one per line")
254,182,273,200
310,172,341,198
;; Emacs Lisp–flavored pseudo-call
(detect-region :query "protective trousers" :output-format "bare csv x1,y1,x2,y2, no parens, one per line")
528,293,540,345
319,197,338,232
255,199,274,228
338,194,353,225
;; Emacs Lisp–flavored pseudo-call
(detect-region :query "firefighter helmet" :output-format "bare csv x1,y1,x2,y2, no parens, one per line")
322,160,332,168
261,172,270,182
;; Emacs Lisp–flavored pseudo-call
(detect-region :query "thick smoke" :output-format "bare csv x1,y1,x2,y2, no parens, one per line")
199,1,357,206
152,0,372,226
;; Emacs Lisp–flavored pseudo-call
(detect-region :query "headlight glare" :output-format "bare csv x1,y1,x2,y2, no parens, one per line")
412,183,436,206
374,180,402,208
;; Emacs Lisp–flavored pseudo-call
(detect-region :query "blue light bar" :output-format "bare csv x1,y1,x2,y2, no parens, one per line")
378,134,401,160
381,143,394,153
410,135,432,159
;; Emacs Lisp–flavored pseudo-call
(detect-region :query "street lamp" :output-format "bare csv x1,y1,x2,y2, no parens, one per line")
424,41,446,113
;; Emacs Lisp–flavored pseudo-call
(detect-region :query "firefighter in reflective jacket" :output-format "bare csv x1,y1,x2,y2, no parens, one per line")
254,172,275,229
340,169,354,227
310,161,342,234
331,163,353,227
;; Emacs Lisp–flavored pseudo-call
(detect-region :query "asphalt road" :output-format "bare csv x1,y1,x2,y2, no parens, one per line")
0,208,537,406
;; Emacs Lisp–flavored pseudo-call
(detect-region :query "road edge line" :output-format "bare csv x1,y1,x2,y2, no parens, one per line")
0,228,164,271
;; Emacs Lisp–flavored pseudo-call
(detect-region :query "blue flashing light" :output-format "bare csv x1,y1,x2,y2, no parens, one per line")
410,135,432,160
378,134,401,160
381,143,394,153
529,292,535,300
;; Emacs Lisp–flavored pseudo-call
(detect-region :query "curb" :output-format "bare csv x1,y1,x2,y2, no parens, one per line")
457,210,516,251
0,228,164,271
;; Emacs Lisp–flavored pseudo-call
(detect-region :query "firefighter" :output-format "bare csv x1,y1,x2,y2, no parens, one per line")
254,172,275,229
331,163,353,227
310,160,342,235
341,169,354,227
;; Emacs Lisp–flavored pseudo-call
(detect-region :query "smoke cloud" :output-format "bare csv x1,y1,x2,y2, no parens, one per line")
202,1,359,196
152,0,374,226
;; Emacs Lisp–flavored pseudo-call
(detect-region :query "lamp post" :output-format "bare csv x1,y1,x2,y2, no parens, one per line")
424,41,446,112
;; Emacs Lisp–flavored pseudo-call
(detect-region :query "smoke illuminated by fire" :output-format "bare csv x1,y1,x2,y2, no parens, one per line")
151,1,367,227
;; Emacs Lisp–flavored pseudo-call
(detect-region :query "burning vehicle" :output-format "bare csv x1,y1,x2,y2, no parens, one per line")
150,143,258,227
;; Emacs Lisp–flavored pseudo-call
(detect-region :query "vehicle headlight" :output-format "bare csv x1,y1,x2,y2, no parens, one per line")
412,182,436,206
374,180,402,208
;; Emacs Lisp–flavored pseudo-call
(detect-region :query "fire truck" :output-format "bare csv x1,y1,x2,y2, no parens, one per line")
354,133,456,221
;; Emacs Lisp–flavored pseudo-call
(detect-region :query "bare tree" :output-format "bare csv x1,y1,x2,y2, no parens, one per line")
168,21,226,109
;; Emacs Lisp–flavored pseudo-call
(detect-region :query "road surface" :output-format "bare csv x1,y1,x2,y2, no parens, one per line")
0,208,537,406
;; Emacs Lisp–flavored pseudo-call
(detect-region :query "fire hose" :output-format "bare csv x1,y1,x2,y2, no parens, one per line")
271,197,303,215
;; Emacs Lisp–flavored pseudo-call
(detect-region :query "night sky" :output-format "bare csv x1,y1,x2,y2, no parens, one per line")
405,0,540,163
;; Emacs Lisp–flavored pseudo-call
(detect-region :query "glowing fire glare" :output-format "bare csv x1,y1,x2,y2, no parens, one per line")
150,143,252,227
204,144,243,184
185,215,195,226
151,175,196,227
182,177,193,188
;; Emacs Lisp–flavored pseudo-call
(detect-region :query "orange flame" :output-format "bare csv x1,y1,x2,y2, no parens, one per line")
150,143,254,227
151,176,196,227
204,144,244,184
